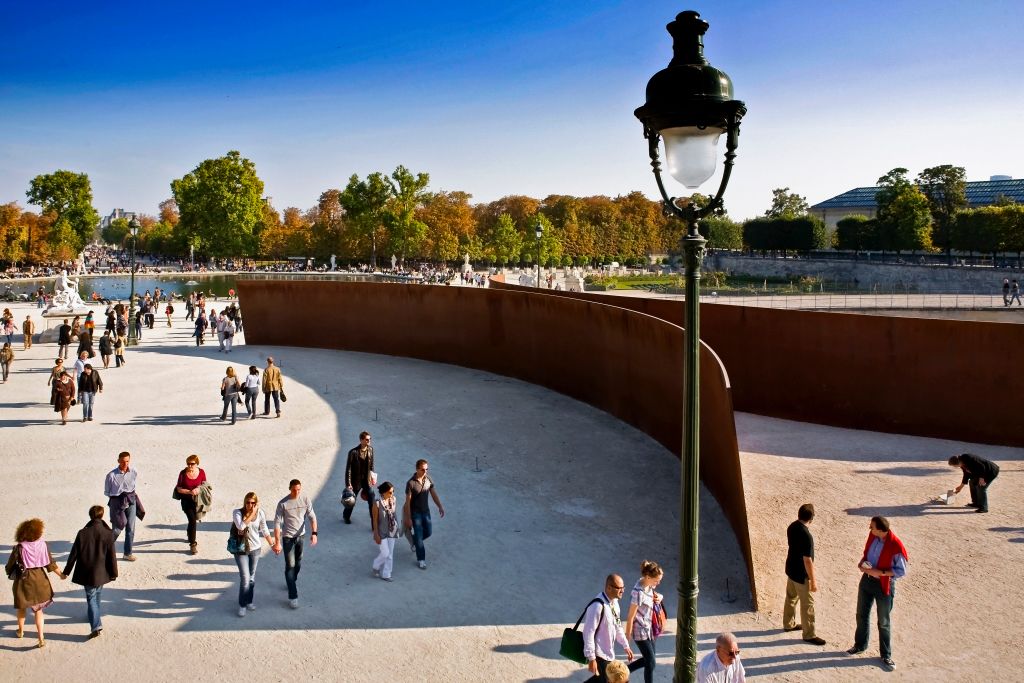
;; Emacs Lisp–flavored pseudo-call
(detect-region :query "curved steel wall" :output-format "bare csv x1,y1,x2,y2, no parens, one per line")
490,283,1022,448
237,278,758,607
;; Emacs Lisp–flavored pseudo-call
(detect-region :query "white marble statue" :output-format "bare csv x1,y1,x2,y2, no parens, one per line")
47,269,88,313
330,254,337,272
462,252,472,273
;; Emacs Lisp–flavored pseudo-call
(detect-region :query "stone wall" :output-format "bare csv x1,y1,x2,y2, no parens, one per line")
711,254,1021,293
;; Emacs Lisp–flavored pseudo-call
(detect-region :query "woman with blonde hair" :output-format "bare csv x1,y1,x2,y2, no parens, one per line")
5,518,66,647
174,455,208,555
220,366,241,424
625,560,665,683
231,492,274,617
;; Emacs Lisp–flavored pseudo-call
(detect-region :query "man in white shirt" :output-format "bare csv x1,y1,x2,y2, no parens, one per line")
582,574,634,681
697,632,746,683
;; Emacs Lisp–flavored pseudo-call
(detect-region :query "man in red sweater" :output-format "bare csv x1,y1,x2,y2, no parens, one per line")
846,516,908,671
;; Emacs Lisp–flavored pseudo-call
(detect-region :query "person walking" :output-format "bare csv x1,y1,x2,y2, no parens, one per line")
242,366,260,418
104,451,143,561
77,328,95,359
6,518,66,648
261,356,284,417
193,311,207,346
272,479,318,609
371,481,402,582
697,633,746,683
403,459,445,570
344,431,377,525
57,318,72,359
948,453,1000,513
174,455,207,555
232,492,277,617
1,308,14,345
165,302,174,327
846,515,908,671
62,505,118,639
624,560,665,683
47,358,65,405
77,363,103,422
98,330,114,369
783,503,826,645
220,366,241,424
216,311,227,351
222,314,235,353
1009,279,1022,306
84,310,95,337
0,342,13,383
53,369,76,425
581,574,635,681
114,331,127,367
22,315,35,350
1002,278,1011,306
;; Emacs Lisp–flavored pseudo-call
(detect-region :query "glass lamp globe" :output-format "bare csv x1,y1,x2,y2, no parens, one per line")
661,126,723,189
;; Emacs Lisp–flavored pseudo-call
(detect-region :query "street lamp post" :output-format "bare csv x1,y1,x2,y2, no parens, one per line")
634,10,745,682
535,219,544,288
127,217,141,346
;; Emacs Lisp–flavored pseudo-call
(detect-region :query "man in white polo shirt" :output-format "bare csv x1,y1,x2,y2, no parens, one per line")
582,574,635,681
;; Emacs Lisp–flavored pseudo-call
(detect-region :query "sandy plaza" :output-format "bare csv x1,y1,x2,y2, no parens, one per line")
0,299,1021,682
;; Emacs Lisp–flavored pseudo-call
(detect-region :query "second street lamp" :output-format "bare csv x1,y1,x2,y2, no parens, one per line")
634,10,745,683
127,217,141,346
535,219,543,289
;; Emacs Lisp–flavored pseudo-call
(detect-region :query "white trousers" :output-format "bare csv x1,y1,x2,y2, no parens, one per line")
372,537,396,578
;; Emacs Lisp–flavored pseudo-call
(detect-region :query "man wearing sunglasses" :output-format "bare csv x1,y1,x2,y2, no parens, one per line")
697,632,745,682
582,574,635,681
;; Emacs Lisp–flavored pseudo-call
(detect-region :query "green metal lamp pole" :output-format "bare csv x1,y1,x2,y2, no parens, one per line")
127,217,140,346
634,11,745,682
535,219,543,288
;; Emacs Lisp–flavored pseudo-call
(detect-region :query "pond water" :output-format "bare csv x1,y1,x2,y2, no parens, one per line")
4,273,241,301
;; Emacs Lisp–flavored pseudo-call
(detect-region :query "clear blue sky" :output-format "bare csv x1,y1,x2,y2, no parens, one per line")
2,0,1022,221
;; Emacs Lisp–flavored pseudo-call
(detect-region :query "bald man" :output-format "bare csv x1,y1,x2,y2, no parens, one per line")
697,632,746,683
582,574,635,681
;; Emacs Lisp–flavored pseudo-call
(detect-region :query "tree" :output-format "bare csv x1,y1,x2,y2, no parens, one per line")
26,170,100,251
916,165,967,263
383,165,430,264
418,190,476,263
742,217,827,254
699,215,743,251
875,168,932,254
340,172,392,267
101,217,131,246
833,215,873,253
0,203,27,263
488,213,524,266
309,189,345,260
170,151,266,257
764,187,809,219
255,202,284,258
159,198,180,227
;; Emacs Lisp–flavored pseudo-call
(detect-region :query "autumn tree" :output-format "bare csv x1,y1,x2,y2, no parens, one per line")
159,198,180,227
0,203,27,263
170,151,266,257
309,189,345,260
26,170,100,252
418,190,476,263
916,165,967,263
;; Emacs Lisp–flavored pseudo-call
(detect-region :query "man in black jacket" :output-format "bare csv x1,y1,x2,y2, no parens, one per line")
63,506,118,638
343,431,377,526
949,453,1000,513
57,319,72,359
77,364,104,422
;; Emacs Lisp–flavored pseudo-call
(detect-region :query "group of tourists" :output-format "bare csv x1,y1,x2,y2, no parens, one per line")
217,356,283,423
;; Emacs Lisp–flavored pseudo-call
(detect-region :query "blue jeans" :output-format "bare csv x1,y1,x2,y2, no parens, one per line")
81,391,95,419
234,551,261,607
282,536,303,599
411,511,432,562
111,498,136,556
84,585,103,632
854,574,895,658
244,387,259,415
634,638,656,683
221,394,238,422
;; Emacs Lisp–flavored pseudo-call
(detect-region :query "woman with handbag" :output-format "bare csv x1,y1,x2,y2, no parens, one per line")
174,455,207,555
6,518,66,648
220,366,241,424
231,492,274,617
624,560,665,683
243,366,260,419
371,481,402,582
53,369,76,425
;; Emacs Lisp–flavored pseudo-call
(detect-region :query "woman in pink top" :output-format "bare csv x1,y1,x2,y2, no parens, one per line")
175,455,208,555
5,518,66,647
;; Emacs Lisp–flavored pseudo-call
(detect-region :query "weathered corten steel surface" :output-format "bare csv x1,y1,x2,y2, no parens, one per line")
238,278,758,607
491,283,1022,448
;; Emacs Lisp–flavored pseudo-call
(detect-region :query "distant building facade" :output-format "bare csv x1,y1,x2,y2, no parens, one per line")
810,176,1024,229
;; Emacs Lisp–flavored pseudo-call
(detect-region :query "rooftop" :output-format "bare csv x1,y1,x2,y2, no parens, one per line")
812,178,1024,210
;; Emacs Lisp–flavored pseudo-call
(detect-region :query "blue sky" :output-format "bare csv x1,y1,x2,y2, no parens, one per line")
2,0,1022,221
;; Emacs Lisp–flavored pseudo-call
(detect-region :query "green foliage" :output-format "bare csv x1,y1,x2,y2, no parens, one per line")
875,168,932,253
952,205,1024,256
489,214,523,266
26,170,100,251
699,214,743,250
101,217,130,246
384,165,430,264
742,216,828,253
764,187,809,219
833,215,873,251
170,151,266,257
340,172,392,265
916,165,967,259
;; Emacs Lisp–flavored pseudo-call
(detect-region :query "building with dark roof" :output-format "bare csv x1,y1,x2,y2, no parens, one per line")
810,176,1024,229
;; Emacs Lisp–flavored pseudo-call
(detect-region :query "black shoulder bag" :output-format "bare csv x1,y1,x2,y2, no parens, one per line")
559,598,605,664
